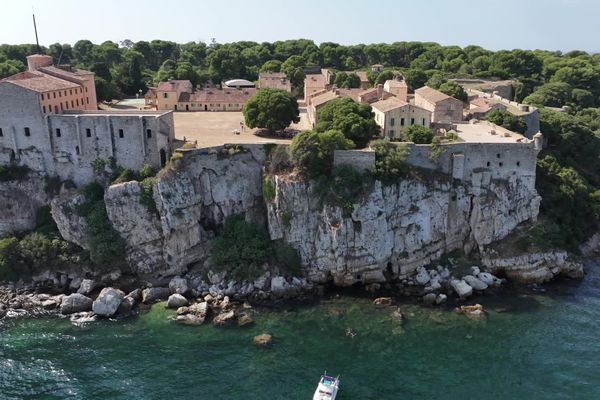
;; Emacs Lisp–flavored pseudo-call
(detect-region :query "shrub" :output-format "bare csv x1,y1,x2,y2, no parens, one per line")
290,129,354,178
315,164,373,216
44,176,62,196
262,177,276,201
211,216,272,280
140,164,156,179
140,177,158,216
0,237,20,281
404,125,434,144
428,137,444,161
35,206,58,235
273,242,302,276
77,183,126,266
0,164,29,181
483,109,527,134
315,98,380,148
371,140,409,184
112,168,138,184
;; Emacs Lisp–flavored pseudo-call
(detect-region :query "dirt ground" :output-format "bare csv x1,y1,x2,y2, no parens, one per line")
173,111,311,147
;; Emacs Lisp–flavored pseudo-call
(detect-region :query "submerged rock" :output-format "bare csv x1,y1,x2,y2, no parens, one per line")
456,304,486,318
213,310,236,327
253,333,273,347
60,293,93,315
238,314,254,327
70,311,98,325
373,297,393,308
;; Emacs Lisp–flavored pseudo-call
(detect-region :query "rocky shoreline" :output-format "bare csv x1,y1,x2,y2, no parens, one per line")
0,256,588,327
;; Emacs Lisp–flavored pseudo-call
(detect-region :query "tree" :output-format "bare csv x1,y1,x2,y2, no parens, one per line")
281,55,306,89
437,81,468,102
315,98,380,148
403,69,428,91
523,82,573,107
290,130,354,178
0,59,25,79
243,89,300,131
260,60,282,72
483,109,527,134
404,125,434,144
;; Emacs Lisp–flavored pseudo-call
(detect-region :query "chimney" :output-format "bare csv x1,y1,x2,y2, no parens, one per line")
26,54,53,72
377,84,383,100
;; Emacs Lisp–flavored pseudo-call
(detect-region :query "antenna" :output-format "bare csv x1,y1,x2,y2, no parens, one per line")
32,13,41,54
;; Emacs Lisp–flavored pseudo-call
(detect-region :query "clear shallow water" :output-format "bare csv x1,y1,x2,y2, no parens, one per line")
1,266,600,400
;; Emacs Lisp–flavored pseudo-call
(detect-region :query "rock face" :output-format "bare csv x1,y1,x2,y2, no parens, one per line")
60,293,93,314
267,171,540,286
166,294,189,309
0,173,52,237
482,251,584,283
77,279,97,295
92,287,125,317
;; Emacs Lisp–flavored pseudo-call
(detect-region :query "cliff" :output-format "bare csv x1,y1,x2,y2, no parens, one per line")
3,143,578,292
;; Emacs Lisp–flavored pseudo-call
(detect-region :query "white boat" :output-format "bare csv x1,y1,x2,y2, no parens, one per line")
313,373,340,400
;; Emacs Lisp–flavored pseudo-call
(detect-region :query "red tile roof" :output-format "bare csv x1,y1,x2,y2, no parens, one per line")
157,80,193,92
1,71,81,93
371,96,410,113
415,86,454,103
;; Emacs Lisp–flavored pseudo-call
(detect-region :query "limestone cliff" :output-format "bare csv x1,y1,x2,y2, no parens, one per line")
0,173,52,236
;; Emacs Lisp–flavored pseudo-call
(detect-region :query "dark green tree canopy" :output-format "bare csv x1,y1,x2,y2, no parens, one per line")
404,125,435,144
290,129,354,178
243,89,300,132
315,98,380,148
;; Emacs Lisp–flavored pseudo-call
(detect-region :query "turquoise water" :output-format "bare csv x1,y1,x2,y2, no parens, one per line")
1,267,600,399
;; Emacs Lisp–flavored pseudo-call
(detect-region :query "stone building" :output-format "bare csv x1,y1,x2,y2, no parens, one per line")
258,72,291,92
383,79,408,102
0,55,175,186
414,86,464,123
371,97,432,139
304,72,329,100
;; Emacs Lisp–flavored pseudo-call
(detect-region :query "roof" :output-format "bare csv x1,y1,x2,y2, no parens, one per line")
259,72,287,79
310,90,340,108
224,79,255,87
415,86,460,104
181,88,257,103
355,71,369,83
157,80,193,92
371,96,410,113
258,73,291,90
38,66,91,85
305,73,327,89
337,88,364,102
358,87,394,104
1,71,81,93
384,79,408,88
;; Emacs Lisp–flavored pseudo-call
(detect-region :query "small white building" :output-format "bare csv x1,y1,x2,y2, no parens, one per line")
371,97,432,140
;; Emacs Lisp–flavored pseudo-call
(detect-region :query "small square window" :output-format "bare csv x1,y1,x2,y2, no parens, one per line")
146,129,152,138
119,129,124,138
24,127,30,136
390,118,395,127
56,128,61,137
86,128,91,137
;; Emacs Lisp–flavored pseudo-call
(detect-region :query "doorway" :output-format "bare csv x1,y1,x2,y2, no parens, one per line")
160,149,167,167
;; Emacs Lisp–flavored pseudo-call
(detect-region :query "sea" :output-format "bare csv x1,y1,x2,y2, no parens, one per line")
1,263,599,399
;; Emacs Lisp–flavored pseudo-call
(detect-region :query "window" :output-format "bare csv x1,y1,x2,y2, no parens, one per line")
75,146,80,155
422,118,426,125
400,118,405,126
70,89,72,95
0,128,3,137
24,127,30,136
86,128,91,137
119,129,124,138
516,161,521,167
388,130,394,136
60,103,63,111
410,118,415,125
71,101,74,108
86,98,89,105
53,92,56,99
499,162,503,167
146,129,152,138
390,118,395,127
85,87,88,92
76,99,79,107
64,91,67,96
41,94,44,100
496,153,501,158
54,105,58,113
42,105,46,113
163,93,168,98
486,161,491,167
55,128,61,137
58,91,62,98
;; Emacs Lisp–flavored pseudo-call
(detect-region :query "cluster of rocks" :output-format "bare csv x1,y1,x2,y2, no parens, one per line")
401,266,504,305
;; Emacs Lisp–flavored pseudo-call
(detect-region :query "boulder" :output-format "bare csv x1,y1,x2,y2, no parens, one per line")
270,276,288,296
415,268,431,285
60,293,93,314
117,296,136,315
176,313,205,325
471,266,481,275
69,311,98,325
92,287,125,317
169,277,189,295
422,293,437,305
213,310,236,327
127,288,142,302
463,275,488,291
69,277,83,291
77,279,97,295
166,294,189,309
41,299,58,309
477,272,501,287
450,279,473,299
436,294,448,304
176,302,208,326
142,287,171,304
207,270,226,285
253,333,273,347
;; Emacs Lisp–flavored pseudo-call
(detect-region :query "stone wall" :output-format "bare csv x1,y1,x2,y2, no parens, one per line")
333,150,375,171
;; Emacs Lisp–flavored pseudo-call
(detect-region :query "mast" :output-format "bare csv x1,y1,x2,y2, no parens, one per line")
32,13,41,54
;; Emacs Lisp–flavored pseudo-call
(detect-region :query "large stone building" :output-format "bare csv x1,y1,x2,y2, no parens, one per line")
371,97,432,139
414,86,464,123
148,79,256,111
258,72,291,92
383,79,408,102
0,55,175,185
